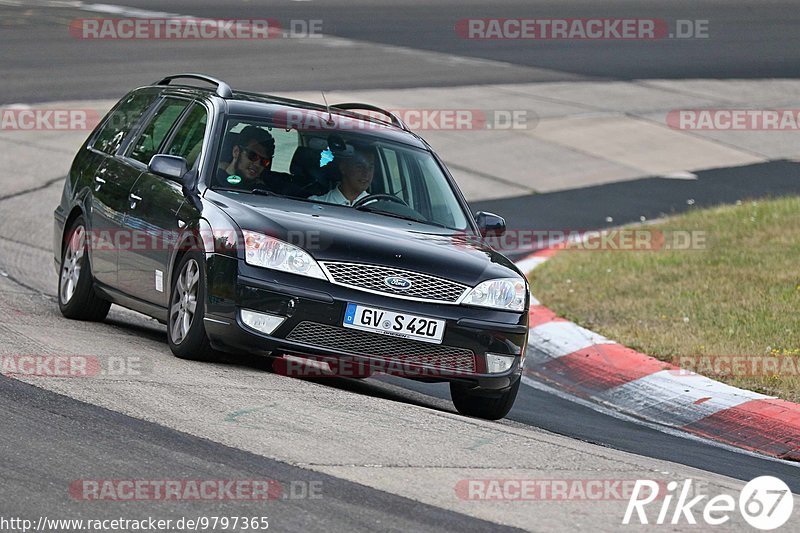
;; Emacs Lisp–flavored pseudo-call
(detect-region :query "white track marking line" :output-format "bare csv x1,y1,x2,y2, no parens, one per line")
515,255,549,273
78,3,184,18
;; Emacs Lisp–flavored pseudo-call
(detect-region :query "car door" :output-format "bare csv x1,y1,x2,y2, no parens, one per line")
118,99,205,306
85,91,158,287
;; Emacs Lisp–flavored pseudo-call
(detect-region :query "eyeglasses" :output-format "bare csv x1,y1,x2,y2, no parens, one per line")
238,145,272,167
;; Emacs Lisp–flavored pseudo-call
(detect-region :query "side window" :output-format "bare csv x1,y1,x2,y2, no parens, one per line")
163,104,208,168
92,92,156,155
128,98,191,165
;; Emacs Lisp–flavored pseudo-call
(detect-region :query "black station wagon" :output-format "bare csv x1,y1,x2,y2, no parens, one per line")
54,74,529,419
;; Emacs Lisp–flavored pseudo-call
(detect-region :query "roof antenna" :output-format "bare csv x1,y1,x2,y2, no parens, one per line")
321,90,335,126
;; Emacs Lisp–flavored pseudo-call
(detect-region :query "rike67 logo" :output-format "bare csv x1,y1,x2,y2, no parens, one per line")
623,476,794,530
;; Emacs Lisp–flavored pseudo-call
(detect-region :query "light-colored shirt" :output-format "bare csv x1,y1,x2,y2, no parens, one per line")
308,185,369,206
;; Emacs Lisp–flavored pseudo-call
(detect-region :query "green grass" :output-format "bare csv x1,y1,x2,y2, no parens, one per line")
530,196,800,402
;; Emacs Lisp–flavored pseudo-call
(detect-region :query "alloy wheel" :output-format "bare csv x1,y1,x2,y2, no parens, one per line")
60,225,85,304
170,258,200,344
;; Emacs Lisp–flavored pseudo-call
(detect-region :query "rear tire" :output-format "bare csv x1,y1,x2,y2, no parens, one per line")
167,251,218,362
58,216,111,322
450,378,520,420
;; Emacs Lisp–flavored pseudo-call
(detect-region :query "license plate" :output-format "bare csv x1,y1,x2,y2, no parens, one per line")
343,303,445,344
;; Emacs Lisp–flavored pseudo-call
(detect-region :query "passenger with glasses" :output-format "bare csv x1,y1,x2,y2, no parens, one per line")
216,125,275,189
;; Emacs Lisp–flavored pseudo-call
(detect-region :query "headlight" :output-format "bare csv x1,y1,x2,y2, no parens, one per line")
242,231,327,280
463,277,526,311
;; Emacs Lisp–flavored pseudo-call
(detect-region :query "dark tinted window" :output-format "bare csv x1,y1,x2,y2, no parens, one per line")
128,98,191,164
163,103,208,168
92,92,155,155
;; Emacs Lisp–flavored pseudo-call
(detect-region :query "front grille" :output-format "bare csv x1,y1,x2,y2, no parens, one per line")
321,262,469,303
286,321,476,372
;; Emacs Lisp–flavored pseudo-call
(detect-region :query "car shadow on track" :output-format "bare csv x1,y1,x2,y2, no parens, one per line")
229,351,458,414
103,317,170,344
101,312,456,415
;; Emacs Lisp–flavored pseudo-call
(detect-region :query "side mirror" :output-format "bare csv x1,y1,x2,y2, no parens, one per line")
475,211,506,237
148,154,189,182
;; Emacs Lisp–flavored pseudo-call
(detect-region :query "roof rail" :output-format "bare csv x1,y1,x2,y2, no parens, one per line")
155,73,233,98
331,103,410,131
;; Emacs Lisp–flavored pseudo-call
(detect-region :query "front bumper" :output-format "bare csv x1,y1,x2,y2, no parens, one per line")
203,255,528,391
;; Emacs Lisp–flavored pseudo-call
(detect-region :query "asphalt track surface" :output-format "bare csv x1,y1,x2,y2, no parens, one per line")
3,0,800,103
2,0,800,530
0,374,519,533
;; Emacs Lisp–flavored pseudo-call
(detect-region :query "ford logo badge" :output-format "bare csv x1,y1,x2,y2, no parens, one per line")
385,276,412,290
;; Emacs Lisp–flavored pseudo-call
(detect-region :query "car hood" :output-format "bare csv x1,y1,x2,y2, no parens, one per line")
209,192,522,287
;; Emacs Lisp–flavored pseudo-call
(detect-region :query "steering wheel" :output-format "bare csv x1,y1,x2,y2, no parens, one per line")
352,193,409,209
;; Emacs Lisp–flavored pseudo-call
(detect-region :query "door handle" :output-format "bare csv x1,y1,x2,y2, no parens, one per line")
94,176,106,191
129,193,142,209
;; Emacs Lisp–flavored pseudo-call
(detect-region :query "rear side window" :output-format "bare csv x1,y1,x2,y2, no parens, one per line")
92,92,155,155
163,103,208,168
128,98,191,164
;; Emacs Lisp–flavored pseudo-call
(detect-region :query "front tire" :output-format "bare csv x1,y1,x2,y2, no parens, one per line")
450,378,520,420
58,216,111,321
167,251,218,362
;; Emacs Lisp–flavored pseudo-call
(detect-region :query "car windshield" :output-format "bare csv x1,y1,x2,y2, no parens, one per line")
212,116,471,231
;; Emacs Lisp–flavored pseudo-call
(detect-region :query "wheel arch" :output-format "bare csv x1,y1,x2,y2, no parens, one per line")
168,230,205,297
58,205,93,275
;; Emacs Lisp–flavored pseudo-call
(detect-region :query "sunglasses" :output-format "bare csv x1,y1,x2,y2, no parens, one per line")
238,145,272,167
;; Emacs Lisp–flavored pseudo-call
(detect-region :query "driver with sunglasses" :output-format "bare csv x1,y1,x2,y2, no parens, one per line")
217,125,276,189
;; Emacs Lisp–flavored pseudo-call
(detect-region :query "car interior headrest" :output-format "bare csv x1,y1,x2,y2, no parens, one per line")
219,131,240,165
290,146,341,189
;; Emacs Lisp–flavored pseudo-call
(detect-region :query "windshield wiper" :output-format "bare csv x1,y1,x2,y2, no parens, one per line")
251,188,285,198
354,205,450,229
